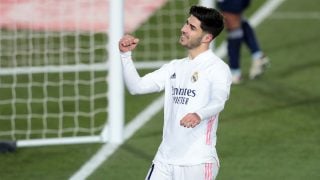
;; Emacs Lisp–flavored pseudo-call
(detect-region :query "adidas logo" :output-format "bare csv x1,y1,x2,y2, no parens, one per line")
170,73,176,79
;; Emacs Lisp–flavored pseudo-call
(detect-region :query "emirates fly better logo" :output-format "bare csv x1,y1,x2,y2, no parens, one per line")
170,72,197,105
171,86,196,105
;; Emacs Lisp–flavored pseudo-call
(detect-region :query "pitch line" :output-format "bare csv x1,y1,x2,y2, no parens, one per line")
69,0,286,179
69,95,164,180
269,12,320,20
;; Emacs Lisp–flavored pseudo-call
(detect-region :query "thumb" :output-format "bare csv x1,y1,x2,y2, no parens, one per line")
133,38,139,44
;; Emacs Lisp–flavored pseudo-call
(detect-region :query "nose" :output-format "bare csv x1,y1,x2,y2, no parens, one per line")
181,23,187,33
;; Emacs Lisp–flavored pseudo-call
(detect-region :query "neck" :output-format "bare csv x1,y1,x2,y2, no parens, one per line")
188,44,209,59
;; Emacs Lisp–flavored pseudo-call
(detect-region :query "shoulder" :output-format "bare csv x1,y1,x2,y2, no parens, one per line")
156,57,188,73
165,57,189,67
205,52,232,82
171,57,188,63
206,51,230,71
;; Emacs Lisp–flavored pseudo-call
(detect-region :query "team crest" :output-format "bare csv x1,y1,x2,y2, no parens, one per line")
170,73,176,79
191,72,198,83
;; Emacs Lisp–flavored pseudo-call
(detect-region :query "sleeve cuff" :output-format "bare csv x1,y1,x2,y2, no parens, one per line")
120,51,132,58
194,111,204,121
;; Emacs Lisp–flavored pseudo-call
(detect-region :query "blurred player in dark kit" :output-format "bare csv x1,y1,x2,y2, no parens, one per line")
217,0,269,84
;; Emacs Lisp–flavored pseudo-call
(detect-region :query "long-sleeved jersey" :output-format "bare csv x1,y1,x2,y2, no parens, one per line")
121,50,232,166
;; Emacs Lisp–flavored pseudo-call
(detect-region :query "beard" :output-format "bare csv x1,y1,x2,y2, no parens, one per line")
179,34,203,49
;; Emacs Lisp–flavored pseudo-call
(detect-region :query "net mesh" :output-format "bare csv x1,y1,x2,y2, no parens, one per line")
0,0,199,143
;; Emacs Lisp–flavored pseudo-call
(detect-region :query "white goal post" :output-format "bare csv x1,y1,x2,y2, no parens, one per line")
0,0,215,147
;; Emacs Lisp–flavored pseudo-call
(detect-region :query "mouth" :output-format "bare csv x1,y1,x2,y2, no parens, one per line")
180,34,187,41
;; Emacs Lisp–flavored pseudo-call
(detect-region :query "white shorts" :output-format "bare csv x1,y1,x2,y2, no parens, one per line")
145,161,219,180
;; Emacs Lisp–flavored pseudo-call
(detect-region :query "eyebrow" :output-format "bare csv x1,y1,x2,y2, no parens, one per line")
186,19,197,30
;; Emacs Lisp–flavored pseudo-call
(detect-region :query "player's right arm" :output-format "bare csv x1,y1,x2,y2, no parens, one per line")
119,35,166,95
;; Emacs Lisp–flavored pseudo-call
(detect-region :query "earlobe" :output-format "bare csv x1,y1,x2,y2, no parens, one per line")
207,34,214,42
203,34,213,43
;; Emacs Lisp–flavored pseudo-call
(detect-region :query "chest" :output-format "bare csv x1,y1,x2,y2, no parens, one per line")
168,65,211,102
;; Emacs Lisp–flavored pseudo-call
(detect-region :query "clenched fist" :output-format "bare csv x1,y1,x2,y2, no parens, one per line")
119,34,140,53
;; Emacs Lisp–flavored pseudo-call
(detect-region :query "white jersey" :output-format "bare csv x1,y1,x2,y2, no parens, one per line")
121,50,232,166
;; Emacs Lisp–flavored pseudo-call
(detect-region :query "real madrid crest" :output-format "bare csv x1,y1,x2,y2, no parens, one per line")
191,72,198,83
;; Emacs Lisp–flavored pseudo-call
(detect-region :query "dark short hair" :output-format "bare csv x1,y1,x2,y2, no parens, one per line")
189,5,224,38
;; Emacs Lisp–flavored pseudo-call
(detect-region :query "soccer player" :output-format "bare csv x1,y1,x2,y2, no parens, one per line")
119,6,231,180
217,0,269,84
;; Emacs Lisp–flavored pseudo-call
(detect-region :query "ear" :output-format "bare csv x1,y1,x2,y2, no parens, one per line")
202,33,214,43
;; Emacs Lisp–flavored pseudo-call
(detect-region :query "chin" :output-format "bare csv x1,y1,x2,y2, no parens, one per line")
180,43,187,48
179,39,186,46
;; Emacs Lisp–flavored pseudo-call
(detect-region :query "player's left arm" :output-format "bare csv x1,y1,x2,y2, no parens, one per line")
180,87,229,128
180,66,232,128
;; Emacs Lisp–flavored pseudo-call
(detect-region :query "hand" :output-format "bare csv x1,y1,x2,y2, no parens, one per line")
119,34,140,53
180,113,201,128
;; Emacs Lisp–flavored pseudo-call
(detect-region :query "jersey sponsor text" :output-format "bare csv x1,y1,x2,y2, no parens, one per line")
171,86,196,105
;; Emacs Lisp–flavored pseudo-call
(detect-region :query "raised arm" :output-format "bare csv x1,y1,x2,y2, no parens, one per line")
119,35,167,95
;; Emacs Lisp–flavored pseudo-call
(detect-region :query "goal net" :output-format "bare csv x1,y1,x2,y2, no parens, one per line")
0,0,202,147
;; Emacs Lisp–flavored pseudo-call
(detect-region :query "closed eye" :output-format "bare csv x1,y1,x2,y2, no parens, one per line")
186,20,197,31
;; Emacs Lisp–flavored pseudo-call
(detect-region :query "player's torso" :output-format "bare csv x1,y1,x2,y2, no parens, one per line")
158,58,219,164
166,58,212,115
